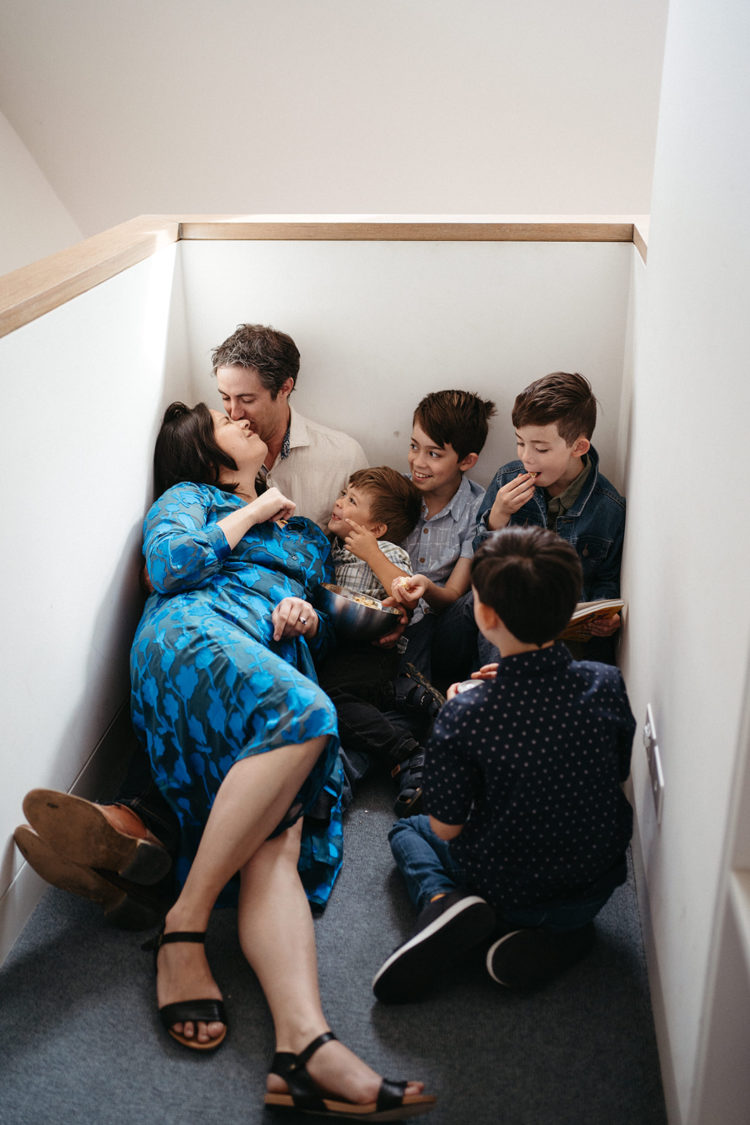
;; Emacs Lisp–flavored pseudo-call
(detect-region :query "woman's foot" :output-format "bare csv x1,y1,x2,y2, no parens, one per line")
154,922,225,1046
266,1030,426,1105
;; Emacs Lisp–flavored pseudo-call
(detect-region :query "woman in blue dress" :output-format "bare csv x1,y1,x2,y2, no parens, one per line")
131,403,434,1121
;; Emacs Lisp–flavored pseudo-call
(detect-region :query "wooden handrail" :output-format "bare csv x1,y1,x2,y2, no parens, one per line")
0,214,648,339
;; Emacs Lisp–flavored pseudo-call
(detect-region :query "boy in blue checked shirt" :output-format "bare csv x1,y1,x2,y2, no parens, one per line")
372,526,635,1003
390,390,496,688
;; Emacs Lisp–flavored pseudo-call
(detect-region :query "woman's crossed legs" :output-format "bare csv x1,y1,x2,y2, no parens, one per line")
155,736,426,1105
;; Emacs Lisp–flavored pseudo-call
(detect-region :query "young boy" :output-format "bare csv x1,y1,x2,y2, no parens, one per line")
372,526,635,1003
474,370,625,663
317,467,433,814
391,389,497,685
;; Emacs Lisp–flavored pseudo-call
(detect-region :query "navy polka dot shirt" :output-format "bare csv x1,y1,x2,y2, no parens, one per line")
424,644,635,909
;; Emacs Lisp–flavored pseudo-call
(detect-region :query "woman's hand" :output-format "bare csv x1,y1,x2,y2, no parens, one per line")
271,597,319,642
247,487,296,526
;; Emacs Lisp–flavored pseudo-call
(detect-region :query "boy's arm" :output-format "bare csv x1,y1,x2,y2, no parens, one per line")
429,815,464,841
343,521,412,592
390,556,472,612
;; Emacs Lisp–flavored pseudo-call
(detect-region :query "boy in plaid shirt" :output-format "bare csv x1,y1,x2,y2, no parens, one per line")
318,467,439,813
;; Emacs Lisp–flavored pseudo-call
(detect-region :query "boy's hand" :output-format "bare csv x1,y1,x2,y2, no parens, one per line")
473,662,499,679
446,663,498,700
488,473,537,529
343,519,380,562
588,612,621,637
390,574,428,609
371,597,409,649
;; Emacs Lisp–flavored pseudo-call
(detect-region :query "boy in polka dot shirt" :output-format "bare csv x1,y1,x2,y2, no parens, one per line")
372,526,635,1002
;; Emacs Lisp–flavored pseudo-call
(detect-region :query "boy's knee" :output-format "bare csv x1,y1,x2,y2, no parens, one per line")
388,812,431,845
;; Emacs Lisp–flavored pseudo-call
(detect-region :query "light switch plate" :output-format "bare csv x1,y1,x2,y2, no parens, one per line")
643,703,664,824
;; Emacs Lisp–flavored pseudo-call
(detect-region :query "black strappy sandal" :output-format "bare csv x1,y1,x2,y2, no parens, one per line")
142,928,227,1052
264,1030,436,1120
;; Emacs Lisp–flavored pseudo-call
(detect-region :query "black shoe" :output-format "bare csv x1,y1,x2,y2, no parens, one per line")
391,664,446,721
372,890,496,1003
486,923,596,988
265,1030,437,1119
391,750,425,817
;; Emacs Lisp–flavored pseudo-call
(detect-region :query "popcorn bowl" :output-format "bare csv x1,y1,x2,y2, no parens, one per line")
314,583,402,640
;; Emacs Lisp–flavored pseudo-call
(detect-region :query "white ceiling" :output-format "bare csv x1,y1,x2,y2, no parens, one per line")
0,0,668,237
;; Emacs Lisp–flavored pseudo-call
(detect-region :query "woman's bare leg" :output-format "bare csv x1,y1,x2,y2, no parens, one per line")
239,824,425,1105
156,736,327,1044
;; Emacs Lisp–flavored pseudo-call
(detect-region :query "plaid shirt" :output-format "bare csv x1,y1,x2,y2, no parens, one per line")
402,474,485,622
331,538,412,599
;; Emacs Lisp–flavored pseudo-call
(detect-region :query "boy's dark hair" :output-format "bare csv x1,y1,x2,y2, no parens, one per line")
154,401,239,497
211,323,300,397
512,372,597,444
471,527,582,646
348,467,422,544
413,390,497,461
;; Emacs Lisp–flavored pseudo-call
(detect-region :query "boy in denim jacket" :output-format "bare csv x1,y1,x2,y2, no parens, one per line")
474,371,625,664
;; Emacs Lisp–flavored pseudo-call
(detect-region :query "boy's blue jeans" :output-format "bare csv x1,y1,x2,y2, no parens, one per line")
389,815,625,932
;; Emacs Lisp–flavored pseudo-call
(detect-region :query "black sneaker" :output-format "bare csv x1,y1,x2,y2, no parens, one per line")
373,890,496,1003
391,664,446,720
391,750,425,817
486,923,596,988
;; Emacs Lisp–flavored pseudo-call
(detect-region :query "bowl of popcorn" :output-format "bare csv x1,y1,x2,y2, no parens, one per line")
314,583,402,640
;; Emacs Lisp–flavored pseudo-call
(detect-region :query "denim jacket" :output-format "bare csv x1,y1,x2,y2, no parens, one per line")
473,445,625,600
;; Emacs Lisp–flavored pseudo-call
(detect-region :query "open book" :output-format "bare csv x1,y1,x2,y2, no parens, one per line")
558,598,625,642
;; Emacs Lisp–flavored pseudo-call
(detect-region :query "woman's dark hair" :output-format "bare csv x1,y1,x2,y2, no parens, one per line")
153,402,238,497
471,526,582,646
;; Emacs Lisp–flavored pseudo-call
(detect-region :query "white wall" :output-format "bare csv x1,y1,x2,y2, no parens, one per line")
0,245,189,960
181,238,632,491
620,0,750,1119
0,232,633,961
0,1,667,249
0,110,82,275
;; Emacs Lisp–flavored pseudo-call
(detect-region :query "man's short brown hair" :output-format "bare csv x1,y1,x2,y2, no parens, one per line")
348,467,422,544
211,324,300,397
512,372,597,444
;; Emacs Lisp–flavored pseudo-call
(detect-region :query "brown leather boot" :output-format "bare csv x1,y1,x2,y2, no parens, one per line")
22,789,172,884
13,824,166,930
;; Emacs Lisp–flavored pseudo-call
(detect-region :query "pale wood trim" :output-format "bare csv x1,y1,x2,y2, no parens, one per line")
0,216,179,338
177,215,638,244
633,217,649,264
0,214,649,339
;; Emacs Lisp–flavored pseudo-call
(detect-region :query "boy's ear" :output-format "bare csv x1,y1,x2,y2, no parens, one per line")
457,451,479,472
474,597,501,632
570,435,590,458
368,520,388,540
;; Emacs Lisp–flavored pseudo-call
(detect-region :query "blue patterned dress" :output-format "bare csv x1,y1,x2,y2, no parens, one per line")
130,482,344,910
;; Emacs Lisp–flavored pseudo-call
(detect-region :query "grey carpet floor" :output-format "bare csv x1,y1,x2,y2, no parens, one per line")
0,775,666,1125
